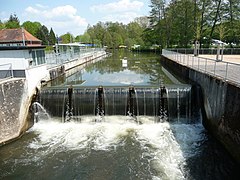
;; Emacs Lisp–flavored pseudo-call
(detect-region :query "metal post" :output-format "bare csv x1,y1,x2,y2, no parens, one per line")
221,43,224,61
205,59,207,73
225,62,229,81
216,43,220,61
192,56,194,67
214,61,217,75
198,57,200,70
10,64,13,77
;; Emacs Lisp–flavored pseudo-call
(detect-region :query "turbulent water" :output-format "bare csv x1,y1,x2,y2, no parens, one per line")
1,52,240,179
1,116,239,180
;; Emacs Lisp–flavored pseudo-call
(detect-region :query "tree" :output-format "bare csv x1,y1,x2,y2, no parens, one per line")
60,32,74,44
5,14,20,28
149,0,166,27
93,22,106,47
36,25,49,45
75,32,91,43
208,0,223,44
49,28,56,45
134,16,149,29
0,20,5,29
112,32,123,48
22,21,41,37
102,31,112,47
87,25,96,46
223,0,240,46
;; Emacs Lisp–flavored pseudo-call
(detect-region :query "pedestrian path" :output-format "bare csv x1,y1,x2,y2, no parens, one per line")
162,49,240,86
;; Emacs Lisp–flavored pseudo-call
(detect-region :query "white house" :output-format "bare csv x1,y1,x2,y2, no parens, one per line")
0,28,50,95
0,28,48,78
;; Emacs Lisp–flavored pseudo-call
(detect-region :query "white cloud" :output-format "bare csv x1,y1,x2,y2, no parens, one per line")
25,6,40,14
47,5,77,18
90,0,144,13
103,12,141,24
24,5,88,35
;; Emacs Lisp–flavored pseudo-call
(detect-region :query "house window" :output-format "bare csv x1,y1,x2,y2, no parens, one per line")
32,49,46,66
32,51,37,66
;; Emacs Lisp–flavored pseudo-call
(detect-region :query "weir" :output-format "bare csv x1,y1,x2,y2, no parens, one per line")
38,84,200,123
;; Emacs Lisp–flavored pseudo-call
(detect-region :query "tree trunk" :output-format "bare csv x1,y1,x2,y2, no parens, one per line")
209,0,222,43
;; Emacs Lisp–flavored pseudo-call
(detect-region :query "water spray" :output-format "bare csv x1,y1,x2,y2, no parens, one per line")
64,85,73,122
95,85,105,121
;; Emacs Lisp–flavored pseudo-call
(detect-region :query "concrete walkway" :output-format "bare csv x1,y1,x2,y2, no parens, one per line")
198,55,240,64
162,50,240,86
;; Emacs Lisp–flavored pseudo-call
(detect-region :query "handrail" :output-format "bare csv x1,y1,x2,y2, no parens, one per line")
162,49,240,86
0,63,13,79
45,48,106,69
167,48,240,55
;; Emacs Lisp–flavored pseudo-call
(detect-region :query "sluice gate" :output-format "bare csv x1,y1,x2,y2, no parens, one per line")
38,85,201,123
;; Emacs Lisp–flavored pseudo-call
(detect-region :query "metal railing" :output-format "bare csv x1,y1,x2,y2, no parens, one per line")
169,48,240,55
45,48,105,69
162,49,240,86
0,63,13,80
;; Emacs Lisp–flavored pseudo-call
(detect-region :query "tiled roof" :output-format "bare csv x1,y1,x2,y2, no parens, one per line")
0,28,41,43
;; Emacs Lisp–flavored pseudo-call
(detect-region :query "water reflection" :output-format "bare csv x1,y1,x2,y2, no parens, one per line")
49,50,175,87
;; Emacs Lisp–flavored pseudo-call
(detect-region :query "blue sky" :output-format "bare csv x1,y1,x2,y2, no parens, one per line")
0,0,150,36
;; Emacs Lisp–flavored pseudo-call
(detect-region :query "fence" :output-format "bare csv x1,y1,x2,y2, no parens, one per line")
162,49,240,86
45,48,105,69
169,48,240,55
0,63,13,80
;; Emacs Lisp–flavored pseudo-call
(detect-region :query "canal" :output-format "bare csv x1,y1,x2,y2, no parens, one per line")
0,50,239,180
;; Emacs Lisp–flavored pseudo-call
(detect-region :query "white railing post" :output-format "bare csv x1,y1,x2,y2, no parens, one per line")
214,61,217,75
10,64,13,77
225,62,229,81
205,59,207,73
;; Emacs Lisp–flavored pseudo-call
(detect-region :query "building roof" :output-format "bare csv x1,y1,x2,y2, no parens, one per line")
0,28,42,45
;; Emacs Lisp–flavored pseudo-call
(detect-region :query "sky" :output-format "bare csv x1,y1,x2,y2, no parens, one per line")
0,0,151,36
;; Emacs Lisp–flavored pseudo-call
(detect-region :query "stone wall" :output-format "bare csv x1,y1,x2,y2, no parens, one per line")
0,78,32,144
161,55,240,163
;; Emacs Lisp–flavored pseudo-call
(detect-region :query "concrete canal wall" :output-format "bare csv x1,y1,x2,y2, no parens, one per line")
0,78,34,144
161,55,240,163
48,51,106,81
0,51,107,145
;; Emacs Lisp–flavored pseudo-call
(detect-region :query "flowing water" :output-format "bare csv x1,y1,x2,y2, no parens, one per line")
0,51,240,179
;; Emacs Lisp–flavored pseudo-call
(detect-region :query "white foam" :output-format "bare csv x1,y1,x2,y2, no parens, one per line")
29,116,204,179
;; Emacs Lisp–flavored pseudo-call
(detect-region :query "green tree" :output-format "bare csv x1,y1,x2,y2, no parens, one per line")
5,14,20,28
149,0,166,27
75,32,91,43
93,22,106,47
112,32,123,48
36,25,49,45
222,0,240,46
60,32,74,44
103,31,112,47
87,25,96,46
0,20,5,29
134,16,149,29
22,21,41,37
49,28,56,45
